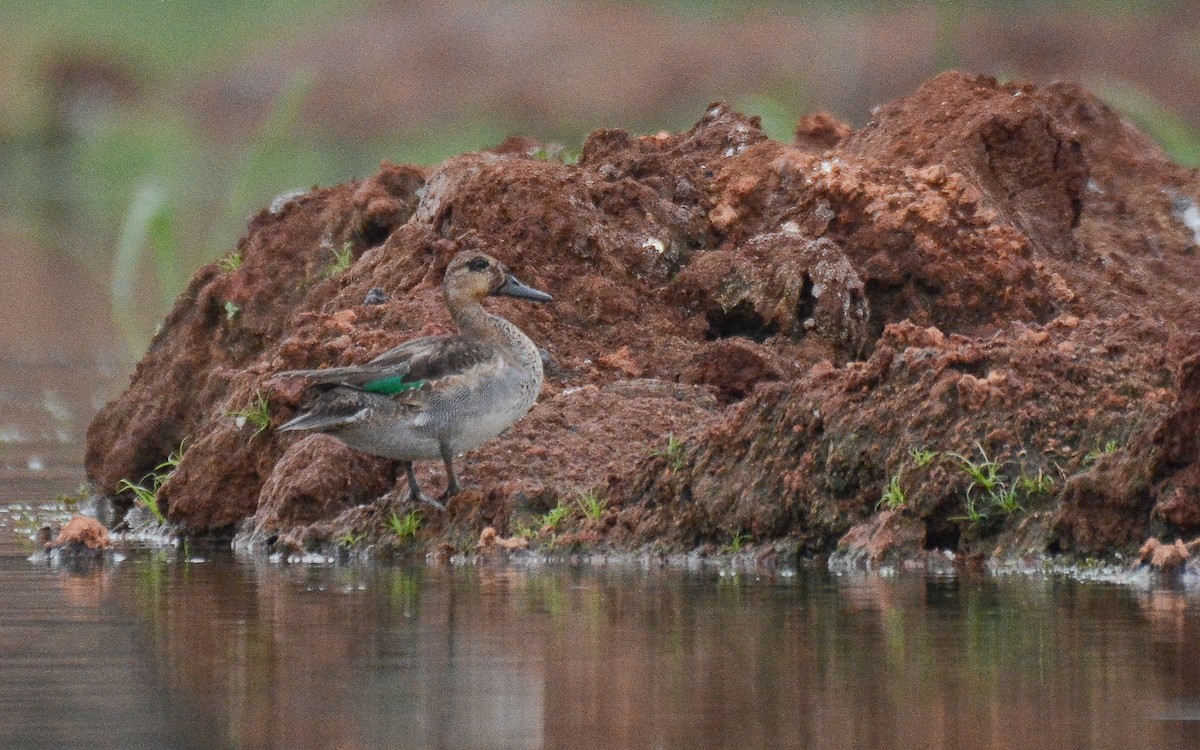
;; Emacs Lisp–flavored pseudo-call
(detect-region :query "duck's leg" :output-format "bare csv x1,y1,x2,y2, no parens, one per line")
440,444,462,499
403,460,444,511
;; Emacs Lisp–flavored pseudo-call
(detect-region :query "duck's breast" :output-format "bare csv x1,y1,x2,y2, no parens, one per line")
438,364,541,453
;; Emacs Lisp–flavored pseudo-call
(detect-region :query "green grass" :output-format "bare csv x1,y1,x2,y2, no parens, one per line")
387,510,422,541
989,485,1022,515
945,445,1054,521
115,478,166,524
953,493,989,525
217,251,243,273
226,391,271,435
160,442,186,472
949,444,1004,496
732,91,810,142
576,490,607,521
115,439,187,525
325,241,354,278
1016,469,1055,496
726,530,751,553
1083,440,1120,464
529,145,580,164
653,434,688,471
910,448,938,468
877,473,907,511
948,444,1012,524
540,502,571,532
512,518,536,540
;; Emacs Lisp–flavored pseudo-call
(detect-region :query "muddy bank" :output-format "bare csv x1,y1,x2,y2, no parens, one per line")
86,72,1200,566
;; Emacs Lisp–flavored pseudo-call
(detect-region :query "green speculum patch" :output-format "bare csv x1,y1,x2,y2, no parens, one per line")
363,376,426,395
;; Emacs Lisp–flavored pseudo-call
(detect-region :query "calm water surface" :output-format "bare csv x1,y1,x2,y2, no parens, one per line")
3,514,1200,750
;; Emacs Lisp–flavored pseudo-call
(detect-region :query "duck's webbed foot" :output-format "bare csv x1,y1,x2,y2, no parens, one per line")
403,461,445,511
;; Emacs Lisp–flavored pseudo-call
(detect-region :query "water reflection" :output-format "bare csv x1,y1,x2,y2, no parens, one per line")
5,545,1200,750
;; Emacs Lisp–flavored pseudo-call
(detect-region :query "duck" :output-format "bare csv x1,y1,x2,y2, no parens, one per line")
275,250,552,508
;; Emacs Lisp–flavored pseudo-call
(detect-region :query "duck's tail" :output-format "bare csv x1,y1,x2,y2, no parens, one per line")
277,386,372,433
277,410,364,433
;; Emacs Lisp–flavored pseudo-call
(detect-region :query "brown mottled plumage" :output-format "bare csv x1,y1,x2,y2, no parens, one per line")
275,251,552,508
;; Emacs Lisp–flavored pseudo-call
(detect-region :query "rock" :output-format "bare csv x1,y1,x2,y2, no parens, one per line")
363,287,389,305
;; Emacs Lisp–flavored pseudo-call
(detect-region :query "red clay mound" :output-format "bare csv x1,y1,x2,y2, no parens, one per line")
86,73,1200,562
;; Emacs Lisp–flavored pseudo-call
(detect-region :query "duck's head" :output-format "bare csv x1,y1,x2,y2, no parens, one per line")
443,251,553,303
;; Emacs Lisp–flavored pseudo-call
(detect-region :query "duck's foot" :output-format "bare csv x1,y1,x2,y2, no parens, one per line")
401,461,445,511
412,492,445,511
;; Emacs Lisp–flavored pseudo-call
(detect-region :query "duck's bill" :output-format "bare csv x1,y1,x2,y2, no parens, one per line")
495,274,553,302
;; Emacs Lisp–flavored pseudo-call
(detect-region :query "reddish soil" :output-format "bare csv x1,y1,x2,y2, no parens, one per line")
51,515,112,552
86,73,1200,563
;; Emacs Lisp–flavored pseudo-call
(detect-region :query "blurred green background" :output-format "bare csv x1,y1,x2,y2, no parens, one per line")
2,0,1199,358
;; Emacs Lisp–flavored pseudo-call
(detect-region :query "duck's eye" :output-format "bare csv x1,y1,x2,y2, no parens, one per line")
467,257,490,272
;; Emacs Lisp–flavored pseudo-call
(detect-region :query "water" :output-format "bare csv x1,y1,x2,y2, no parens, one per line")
4,513,1200,750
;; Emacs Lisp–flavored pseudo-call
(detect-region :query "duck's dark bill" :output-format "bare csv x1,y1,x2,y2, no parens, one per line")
495,274,553,302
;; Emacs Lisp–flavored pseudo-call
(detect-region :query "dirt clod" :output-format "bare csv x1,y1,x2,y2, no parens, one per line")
51,516,112,553
86,73,1200,564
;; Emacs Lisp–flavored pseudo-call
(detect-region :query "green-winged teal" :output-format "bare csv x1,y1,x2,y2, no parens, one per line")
276,251,552,508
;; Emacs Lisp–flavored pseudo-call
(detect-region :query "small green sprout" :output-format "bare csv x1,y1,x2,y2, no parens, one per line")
989,485,1022,515
653,434,687,471
910,448,938,467
157,439,187,474
337,531,365,547
116,478,167,524
227,391,271,435
223,300,240,320
326,241,353,277
955,493,988,524
217,251,243,272
1083,440,1120,464
1017,469,1055,496
576,489,607,521
878,474,907,511
727,531,751,553
387,510,422,541
116,439,186,526
540,501,571,532
949,444,1004,495
512,519,536,540
528,144,578,163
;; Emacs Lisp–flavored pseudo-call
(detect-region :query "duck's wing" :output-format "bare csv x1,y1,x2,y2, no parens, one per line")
276,335,502,395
